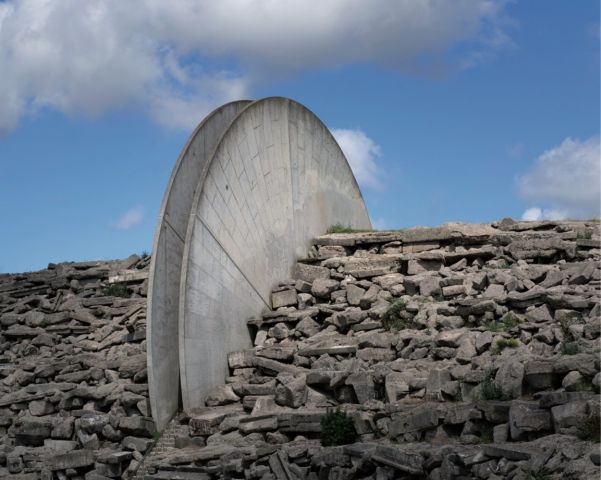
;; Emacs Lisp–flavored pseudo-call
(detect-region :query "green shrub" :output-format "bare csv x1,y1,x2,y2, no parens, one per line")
382,300,417,330
577,410,600,442
478,423,494,443
491,338,519,355
103,282,129,298
529,469,551,480
558,312,582,340
320,408,357,446
480,370,510,401
558,310,580,355
140,251,150,259
560,341,579,355
573,380,594,392
485,312,520,333
326,223,373,234
576,230,593,240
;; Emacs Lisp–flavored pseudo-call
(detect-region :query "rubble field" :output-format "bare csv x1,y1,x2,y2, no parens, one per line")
1,218,600,479
1,255,152,479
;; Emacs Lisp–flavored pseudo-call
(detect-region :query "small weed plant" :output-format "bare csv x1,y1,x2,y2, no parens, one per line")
320,408,357,446
485,312,519,333
529,469,551,480
327,223,373,234
478,423,494,443
573,380,594,392
480,370,510,401
491,338,519,355
560,341,579,355
103,282,129,298
577,410,600,442
558,312,581,355
382,300,418,330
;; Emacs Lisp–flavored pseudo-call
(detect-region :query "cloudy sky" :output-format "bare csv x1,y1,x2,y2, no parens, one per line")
0,0,599,272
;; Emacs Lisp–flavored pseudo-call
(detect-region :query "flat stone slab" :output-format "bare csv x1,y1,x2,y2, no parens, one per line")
481,444,532,461
46,449,96,470
297,345,357,357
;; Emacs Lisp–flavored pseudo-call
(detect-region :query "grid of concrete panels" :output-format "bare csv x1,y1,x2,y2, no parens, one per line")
179,98,370,413
179,221,266,412
149,97,371,429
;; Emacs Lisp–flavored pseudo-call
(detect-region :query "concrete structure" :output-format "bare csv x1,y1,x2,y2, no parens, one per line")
147,101,251,430
148,97,371,429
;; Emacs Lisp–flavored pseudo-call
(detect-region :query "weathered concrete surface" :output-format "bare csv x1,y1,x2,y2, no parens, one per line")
148,97,371,426
179,97,371,413
147,101,252,430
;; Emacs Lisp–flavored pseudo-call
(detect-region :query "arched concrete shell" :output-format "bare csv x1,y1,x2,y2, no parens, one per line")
148,97,371,428
147,100,251,430
178,97,371,412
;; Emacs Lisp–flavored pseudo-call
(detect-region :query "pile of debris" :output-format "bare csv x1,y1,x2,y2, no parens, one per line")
0,255,154,479
141,219,601,480
1,218,600,480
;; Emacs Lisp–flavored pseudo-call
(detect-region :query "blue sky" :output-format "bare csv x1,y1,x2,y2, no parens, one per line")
0,0,599,273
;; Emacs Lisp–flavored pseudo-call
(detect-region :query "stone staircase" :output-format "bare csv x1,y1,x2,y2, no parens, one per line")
133,413,190,479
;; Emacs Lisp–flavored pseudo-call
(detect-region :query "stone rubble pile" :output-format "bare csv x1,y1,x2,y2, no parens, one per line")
141,219,601,480
0,255,154,480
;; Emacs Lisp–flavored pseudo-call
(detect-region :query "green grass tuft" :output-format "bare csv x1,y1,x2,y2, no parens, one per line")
573,380,594,392
381,300,418,330
529,469,551,480
480,370,510,401
577,409,600,442
491,338,519,355
326,223,373,234
560,341,580,355
478,423,494,443
103,282,130,298
484,312,520,333
320,408,358,446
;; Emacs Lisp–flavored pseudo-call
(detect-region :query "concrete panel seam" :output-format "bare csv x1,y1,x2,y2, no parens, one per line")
198,215,270,309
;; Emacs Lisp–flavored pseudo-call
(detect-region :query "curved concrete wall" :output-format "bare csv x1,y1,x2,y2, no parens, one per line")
148,97,371,428
147,101,251,430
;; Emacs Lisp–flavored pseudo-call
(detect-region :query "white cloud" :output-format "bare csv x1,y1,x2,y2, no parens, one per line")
0,0,512,134
332,128,383,189
111,206,144,230
517,136,601,220
520,207,568,221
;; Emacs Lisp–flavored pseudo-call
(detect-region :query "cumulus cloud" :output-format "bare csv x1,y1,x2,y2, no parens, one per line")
517,136,601,220
332,128,383,189
520,207,568,222
111,206,145,230
0,0,512,133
